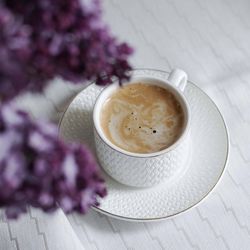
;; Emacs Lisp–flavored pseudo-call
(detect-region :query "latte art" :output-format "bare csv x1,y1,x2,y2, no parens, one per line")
100,83,184,153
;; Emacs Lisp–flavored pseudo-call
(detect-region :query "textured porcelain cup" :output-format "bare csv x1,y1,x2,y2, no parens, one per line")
93,69,191,187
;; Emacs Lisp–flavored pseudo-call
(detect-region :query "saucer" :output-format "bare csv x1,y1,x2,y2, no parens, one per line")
59,69,229,221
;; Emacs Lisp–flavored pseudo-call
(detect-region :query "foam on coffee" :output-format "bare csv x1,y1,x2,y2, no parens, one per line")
100,83,184,153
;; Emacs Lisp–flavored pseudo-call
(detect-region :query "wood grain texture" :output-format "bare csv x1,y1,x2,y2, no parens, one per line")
1,0,250,249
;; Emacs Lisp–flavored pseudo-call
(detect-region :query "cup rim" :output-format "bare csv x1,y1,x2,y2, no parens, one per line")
93,73,191,158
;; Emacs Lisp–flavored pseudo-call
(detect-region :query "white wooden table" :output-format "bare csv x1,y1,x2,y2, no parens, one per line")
1,0,250,249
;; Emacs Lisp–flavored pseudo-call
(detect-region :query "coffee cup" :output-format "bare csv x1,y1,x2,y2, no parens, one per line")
93,69,191,187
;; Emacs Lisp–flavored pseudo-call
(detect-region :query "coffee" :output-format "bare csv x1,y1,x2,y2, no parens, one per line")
100,83,184,153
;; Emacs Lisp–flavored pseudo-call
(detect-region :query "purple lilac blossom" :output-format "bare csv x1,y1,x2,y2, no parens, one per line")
0,0,133,218
0,0,133,102
0,103,107,218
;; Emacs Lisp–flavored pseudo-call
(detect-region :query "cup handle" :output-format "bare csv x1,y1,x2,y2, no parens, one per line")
167,69,188,92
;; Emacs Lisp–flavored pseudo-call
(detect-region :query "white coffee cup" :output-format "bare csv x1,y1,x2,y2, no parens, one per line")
93,69,191,187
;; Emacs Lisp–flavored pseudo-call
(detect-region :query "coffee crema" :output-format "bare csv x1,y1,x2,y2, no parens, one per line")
100,83,184,153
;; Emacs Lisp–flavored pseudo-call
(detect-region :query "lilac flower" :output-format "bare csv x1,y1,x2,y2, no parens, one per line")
0,0,133,102
0,0,133,218
0,103,107,218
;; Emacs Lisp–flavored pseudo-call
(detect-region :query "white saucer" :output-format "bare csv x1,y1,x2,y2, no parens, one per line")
59,69,229,222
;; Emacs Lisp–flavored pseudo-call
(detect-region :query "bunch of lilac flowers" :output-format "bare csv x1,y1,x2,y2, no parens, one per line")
1,0,133,101
0,104,107,218
0,0,133,218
